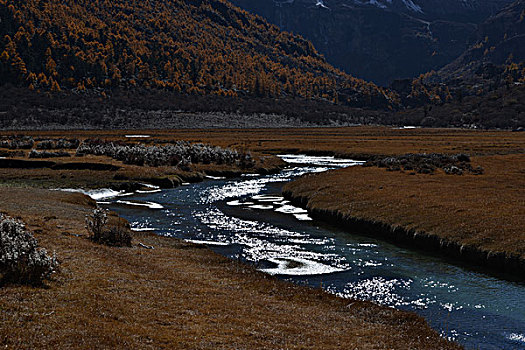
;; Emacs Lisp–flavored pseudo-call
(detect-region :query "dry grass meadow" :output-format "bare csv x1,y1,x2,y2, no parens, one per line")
284,154,525,263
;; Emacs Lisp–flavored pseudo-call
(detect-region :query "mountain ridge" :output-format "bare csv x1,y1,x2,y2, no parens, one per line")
231,0,514,84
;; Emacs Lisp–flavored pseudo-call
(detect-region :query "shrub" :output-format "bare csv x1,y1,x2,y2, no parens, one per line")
76,139,249,168
85,207,107,242
9,137,34,149
86,209,132,247
101,221,132,247
28,150,71,158
0,214,58,285
0,136,34,149
37,138,80,150
364,153,483,175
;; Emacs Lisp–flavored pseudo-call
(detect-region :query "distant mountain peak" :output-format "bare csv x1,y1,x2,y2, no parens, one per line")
232,0,514,84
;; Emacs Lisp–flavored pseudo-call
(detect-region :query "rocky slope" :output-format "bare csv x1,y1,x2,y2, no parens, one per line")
390,0,525,128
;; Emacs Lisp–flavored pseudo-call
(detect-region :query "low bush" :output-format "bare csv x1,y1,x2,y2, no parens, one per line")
85,208,132,247
28,150,71,158
36,138,80,150
76,139,251,168
0,136,34,150
0,214,58,286
364,153,483,175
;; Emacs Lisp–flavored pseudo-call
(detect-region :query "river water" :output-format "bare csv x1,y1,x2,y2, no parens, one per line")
97,155,525,349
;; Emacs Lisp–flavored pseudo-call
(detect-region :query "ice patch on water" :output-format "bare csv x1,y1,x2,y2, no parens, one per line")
507,333,525,343
261,257,345,276
59,188,126,200
248,204,274,210
294,214,313,221
131,227,157,232
205,175,227,180
136,189,162,194
140,183,160,189
252,195,284,202
116,200,164,209
226,200,243,206
278,154,364,168
185,239,229,246
226,200,254,206
275,205,308,214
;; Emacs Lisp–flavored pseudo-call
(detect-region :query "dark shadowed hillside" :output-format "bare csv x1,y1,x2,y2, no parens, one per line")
437,0,525,90
230,0,513,85
0,0,396,108
388,0,525,128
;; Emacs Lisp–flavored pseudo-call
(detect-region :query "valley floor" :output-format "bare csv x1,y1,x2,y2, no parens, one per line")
1,126,523,348
284,153,525,277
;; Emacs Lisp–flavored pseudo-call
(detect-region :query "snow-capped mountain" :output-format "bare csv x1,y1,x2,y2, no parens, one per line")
307,0,511,20
231,0,514,84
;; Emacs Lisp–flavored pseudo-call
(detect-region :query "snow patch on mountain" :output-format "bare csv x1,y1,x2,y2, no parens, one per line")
401,0,422,13
316,0,330,9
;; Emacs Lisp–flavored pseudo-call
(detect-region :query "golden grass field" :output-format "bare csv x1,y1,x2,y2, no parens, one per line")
5,126,524,156
1,126,524,348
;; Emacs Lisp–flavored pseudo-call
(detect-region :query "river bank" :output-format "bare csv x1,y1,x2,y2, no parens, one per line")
0,187,458,349
283,153,525,279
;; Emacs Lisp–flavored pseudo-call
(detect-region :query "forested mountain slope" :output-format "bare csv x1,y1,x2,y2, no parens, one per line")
0,0,396,108
437,0,525,89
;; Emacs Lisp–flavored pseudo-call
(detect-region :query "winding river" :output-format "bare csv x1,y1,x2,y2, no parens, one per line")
95,155,524,349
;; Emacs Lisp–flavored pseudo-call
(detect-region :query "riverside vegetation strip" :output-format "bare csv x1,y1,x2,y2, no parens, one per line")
284,153,525,277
